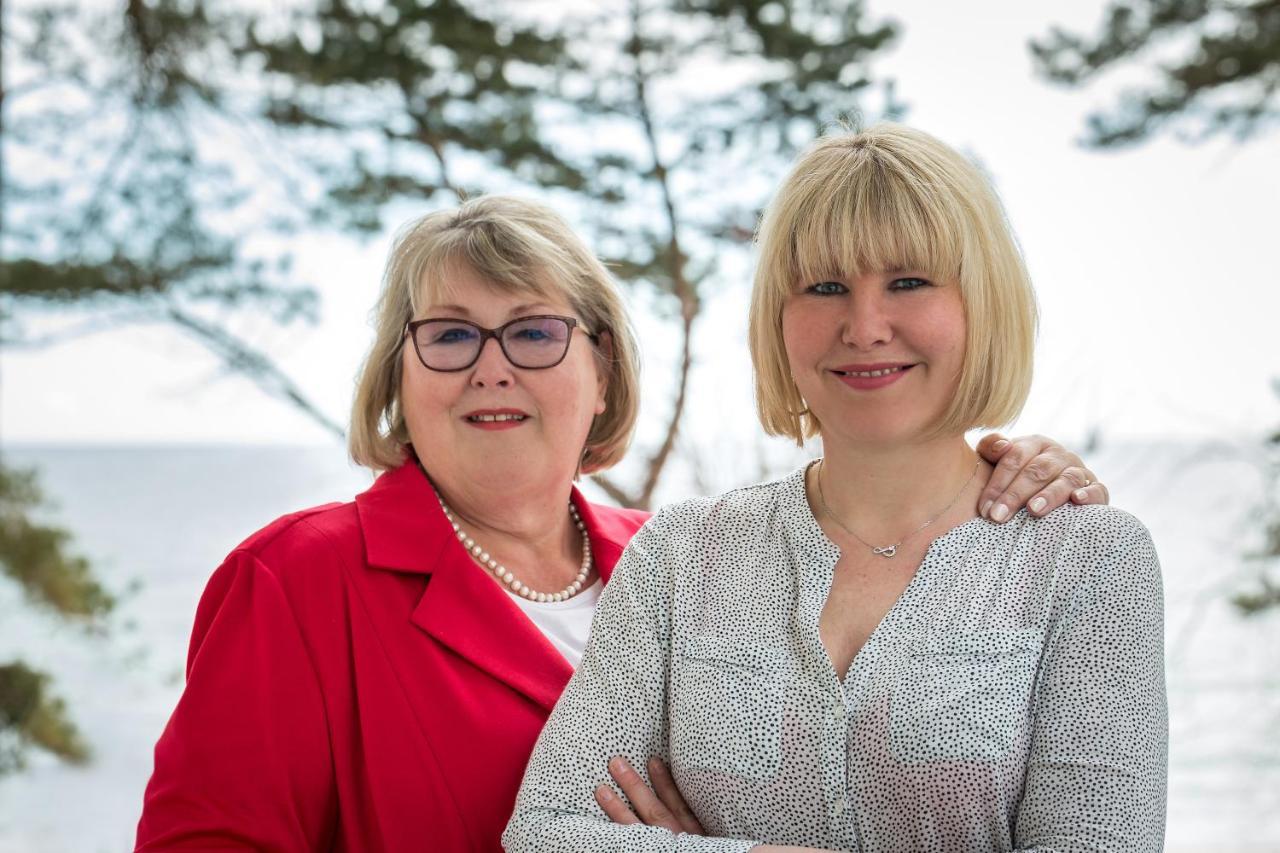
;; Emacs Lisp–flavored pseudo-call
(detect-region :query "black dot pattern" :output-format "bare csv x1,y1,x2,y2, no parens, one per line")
504,465,1168,852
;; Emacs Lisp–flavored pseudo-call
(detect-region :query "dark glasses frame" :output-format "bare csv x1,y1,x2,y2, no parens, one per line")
403,314,600,372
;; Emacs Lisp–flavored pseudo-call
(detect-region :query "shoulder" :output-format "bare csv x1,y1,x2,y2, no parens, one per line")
1019,503,1161,599
227,500,364,582
637,469,801,545
191,501,368,646
1028,503,1154,556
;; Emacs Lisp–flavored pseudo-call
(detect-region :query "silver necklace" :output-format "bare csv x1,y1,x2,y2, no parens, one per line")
433,490,592,602
814,457,980,558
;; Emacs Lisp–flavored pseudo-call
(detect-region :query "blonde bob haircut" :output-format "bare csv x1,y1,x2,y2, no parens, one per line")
349,195,641,474
749,123,1038,443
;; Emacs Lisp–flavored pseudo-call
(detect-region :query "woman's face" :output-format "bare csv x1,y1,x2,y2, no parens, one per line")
781,270,967,447
400,264,607,496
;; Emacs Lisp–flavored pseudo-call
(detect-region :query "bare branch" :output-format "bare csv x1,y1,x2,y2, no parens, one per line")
588,471,634,508
162,304,345,440
626,0,699,511
0,309,158,347
408,108,464,203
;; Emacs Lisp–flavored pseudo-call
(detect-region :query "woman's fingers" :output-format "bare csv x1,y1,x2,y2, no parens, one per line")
1070,480,1110,506
646,757,704,834
1024,465,1100,516
978,433,1054,520
977,434,1108,521
974,432,1012,463
603,756,681,832
594,784,641,825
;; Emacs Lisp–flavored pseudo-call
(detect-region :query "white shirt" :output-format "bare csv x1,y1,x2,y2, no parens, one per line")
508,578,603,669
504,465,1168,853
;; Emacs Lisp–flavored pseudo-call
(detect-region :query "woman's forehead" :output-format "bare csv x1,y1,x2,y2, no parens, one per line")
414,261,571,315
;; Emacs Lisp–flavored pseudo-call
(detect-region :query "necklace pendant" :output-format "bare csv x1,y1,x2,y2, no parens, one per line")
872,545,897,558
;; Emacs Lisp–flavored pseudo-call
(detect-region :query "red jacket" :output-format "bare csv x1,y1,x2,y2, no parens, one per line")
135,461,649,852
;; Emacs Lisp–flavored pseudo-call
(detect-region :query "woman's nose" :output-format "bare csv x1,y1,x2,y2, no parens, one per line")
840,293,893,350
470,337,514,388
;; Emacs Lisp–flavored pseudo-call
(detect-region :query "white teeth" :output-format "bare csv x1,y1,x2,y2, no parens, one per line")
844,366,905,378
469,413,526,422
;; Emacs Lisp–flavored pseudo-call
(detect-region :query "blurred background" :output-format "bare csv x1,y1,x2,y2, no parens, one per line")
1,0,1277,850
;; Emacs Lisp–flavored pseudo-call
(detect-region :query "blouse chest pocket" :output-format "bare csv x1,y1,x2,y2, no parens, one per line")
889,629,1043,763
669,635,786,782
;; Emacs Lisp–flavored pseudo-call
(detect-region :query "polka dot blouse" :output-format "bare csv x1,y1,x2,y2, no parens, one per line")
503,465,1168,852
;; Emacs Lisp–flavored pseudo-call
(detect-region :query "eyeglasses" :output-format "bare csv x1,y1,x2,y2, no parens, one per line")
403,314,599,372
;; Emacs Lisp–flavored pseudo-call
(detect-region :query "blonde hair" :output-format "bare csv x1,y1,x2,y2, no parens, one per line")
749,123,1038,443
349,195,641,473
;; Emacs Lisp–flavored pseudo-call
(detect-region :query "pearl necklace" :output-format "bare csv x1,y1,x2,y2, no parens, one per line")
433,490,593,603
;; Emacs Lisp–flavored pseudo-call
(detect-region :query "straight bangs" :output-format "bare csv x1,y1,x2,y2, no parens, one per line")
788,159,965,292
408,227,567,317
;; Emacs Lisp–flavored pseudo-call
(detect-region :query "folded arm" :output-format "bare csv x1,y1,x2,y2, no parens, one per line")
503,515,761,853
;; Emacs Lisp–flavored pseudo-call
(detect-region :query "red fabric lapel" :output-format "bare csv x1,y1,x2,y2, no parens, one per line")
354,463,639,712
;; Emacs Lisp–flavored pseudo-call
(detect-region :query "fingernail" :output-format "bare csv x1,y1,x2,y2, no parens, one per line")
1029,497,1046,514
597,786,614,802
610,756,628,771
980,500,993,517
992,439,1009,452
991,503,1009,522
1073,488,1088,502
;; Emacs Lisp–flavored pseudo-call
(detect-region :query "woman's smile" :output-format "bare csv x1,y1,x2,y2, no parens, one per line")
830,362,917,391
463,408,532,430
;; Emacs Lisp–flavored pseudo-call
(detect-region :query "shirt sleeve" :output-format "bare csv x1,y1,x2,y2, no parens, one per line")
135,550,337,851
503,512,760,853
1014,515,1168,852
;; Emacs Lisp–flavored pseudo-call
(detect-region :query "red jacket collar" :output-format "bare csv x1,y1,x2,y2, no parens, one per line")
353,461,634,582
353,461,640,711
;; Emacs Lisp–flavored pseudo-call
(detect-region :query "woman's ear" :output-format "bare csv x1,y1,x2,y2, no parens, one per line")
593,330,613,415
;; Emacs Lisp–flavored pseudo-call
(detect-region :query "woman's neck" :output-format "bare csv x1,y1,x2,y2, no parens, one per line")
815,434,984,543
431,470,580,571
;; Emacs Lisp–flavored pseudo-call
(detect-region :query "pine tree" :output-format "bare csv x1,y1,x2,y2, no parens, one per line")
0,466,109,773
1032,0,1280,146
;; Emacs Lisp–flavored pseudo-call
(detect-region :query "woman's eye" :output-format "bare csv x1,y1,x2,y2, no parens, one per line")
807,281,847,295
434,328,478,344
890,277,931,291
513,328,551,342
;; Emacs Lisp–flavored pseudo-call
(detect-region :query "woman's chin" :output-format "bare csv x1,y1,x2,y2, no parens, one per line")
451,448,579,490
820,413,939,449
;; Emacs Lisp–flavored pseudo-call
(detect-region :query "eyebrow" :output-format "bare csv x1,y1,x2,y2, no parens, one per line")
425,302,556,319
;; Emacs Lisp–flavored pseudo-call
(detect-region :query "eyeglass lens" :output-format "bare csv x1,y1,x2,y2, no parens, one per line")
414,317,573,370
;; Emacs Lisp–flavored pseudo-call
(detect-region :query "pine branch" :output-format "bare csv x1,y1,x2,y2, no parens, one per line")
0,465,114,620
0,661,90,774
163,305,345,440
1032,0,1280,146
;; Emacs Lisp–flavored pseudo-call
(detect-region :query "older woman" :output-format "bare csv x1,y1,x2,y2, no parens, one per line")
135,196,1107,851
505,127,1166,852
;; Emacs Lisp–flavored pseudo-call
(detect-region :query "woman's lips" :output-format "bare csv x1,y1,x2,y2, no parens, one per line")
463,410,530,431
830,363,915,391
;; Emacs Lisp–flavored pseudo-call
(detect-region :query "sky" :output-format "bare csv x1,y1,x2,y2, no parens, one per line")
4,0,1279,456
